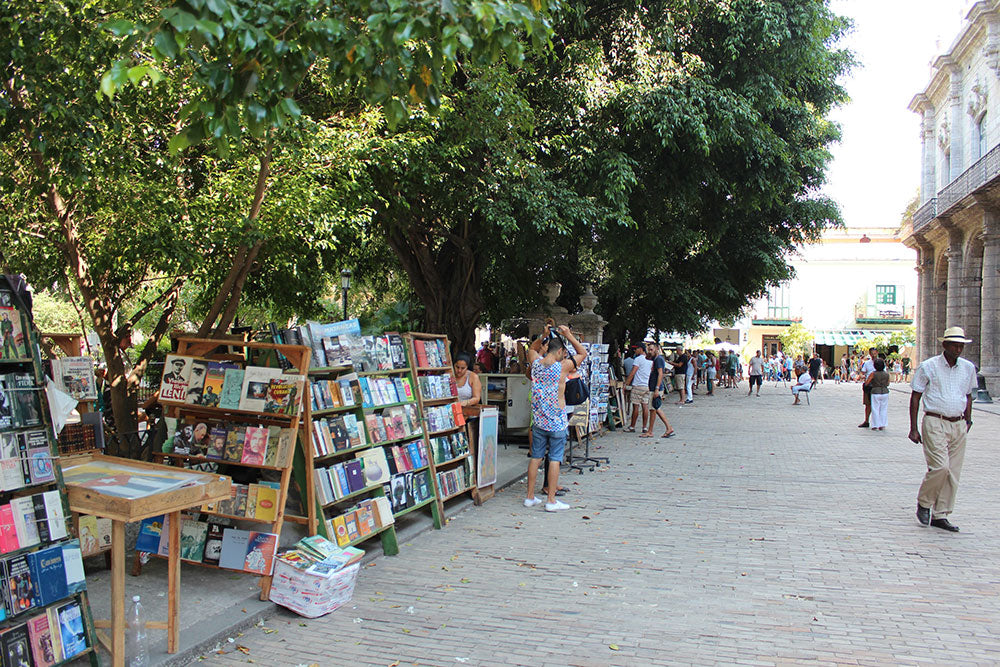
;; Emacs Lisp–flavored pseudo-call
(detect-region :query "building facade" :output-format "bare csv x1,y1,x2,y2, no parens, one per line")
903,0,1000,396
740,227,917,367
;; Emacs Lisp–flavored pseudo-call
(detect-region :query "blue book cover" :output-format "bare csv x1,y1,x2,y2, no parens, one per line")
57,601,87,659
27,544,67,606
134,515,165,553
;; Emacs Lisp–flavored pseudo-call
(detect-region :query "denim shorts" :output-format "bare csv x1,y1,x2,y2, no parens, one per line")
531,427,567,462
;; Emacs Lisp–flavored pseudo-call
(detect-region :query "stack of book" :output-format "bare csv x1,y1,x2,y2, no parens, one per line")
159,355,305,416
326,496,394,547
385,441,428,473
384,469,434,514
417,374,456,400
425,403,464,433
310,414,367,457
162,418,295,467
0,429,55,491
0,373,42,430
364,404,422,444
270,536,364,618
56,422,99,455
275,535,363,578
428,431,470,464
0,490,68,553
348,333,409,373
358,375,413,407
411,338,448,368
436,459,474,498
137,515,279,575
203,481,282,522
313,447,392,505
309,374,360,411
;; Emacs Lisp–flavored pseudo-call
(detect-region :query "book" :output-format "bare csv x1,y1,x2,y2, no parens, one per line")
344,460,365,493
56,601,86,660
387,333,407,369
0,505,19,555
27,611,58,667
253,485,277,522
239,366,283,413
60,540,86,595
218,528,250,570
262,426,281,467
42,490,67,540
6,554,36,615
1,622,32,667
356,448,391,486
218,368,245,410
11,373,40,427
52,356,97,401
241,426,268,466
206,424,228,459
263,375,303,415
10,496,38,549
243,532,277,575
200,361,235,407
134,515,166,554
331,515,349,547
0,433,23,492
25,430,54,486
0,293,26,360
45,608,63,663
223,426,244,463
159,355,192,402
202,521,227,566
27,545,67,607
185,359,209,404
179,519,209,562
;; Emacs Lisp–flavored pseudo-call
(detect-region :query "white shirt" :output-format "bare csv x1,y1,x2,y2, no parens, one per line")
861,358,876,380
631,356,653,387
748,356,764,376
911,354,978,417
796,373,812,387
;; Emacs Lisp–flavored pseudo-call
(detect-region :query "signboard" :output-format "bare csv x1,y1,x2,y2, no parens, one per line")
476,408,499,488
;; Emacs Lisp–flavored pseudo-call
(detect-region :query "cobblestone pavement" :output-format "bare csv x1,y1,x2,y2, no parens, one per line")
202,380,1000,666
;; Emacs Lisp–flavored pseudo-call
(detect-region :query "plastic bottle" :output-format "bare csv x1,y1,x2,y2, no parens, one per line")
125,595,149,667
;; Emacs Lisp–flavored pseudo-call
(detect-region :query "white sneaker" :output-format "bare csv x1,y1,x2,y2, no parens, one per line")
545,500,570,512
523,497,543,507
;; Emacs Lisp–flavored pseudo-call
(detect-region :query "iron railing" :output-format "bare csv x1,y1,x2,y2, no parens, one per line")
933,142,1000,220
913,198,937,231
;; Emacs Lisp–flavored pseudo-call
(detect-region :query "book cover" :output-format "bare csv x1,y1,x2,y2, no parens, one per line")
27,611,58,667
2,622,32,667
0,433,23,492
184,359,209,404
44,608,63,664
243,532,277,575
159,355,192,403
343,511,360,542
344,460,365,493
355,506,374,537
331,515,349,547
304,321,327,369
0,505,19,555
245,484,258,518
0,296,26,360
206,425,228,459
25,430,54,486
14,434,32,488
233,485,248,517
387,333,407,369
275,428,295,467
27,545,67,607
262,426,281,467
41,490,67,541
6,554,36,615
202,522,227,566
298,535,340,560
134,515,166,553
263,375,303,416
330,418,349,452
239,366,282,413
218,368,245,410
11,373,40,428
357,448,391,486
60,540,86,595
373,496,394,528
218,528,251,570
10,496,38,549
253,485,277,522
56,601,86,659
200,361,235,407
179,519,209,562
223,426,244,463
29,494,50,545
241,426,267,466
53,356,97,401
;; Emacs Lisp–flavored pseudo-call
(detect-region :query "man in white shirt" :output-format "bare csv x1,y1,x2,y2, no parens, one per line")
747,351,764,396
908,327,978,533
625,344,654,432
857,347,878,427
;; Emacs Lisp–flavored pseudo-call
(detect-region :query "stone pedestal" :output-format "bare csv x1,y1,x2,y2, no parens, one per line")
568,285,607,343
524,282,570,339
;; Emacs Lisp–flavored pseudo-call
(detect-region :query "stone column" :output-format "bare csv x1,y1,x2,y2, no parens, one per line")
930,286,948,355
962,275,983,368
944,226,964,327
947,62,964,180
981,212,1000,395
918,100,937,202
915,245,934,362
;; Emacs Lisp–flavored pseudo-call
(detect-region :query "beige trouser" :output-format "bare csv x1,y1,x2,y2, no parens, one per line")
917,415,967,517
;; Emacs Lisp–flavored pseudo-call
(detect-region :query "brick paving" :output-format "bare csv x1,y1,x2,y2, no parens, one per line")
200,380,1000,666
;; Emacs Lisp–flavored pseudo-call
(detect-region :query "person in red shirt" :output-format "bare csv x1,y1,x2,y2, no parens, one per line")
476,341,495,373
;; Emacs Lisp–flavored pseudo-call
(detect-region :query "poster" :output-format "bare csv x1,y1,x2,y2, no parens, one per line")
476,407,498,488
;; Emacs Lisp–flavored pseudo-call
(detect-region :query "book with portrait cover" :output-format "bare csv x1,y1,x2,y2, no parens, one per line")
2,622,32,667
179,519,208,562
159,355,191,403
25,430,54,486
184,359,209,405
238,366,282,413
200,361,236,407
0,291,26,360
241,426,267,466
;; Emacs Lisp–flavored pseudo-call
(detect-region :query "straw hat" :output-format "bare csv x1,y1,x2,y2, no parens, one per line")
938,326,972,343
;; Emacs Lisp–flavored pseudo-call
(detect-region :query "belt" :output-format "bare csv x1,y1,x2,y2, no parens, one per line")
924,412,963,422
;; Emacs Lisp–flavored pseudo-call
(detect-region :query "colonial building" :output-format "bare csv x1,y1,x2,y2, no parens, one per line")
902,0,1000,396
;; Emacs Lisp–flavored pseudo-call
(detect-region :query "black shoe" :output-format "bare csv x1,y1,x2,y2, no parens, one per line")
858,422,869,428
930,518,959,532
916,505,930,526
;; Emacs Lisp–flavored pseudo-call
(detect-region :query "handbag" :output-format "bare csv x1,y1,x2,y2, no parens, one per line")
564,357,590,406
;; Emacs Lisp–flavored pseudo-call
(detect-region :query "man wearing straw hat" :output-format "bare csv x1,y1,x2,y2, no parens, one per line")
908,326,978,533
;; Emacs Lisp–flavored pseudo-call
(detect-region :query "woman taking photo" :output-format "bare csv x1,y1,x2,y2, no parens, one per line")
454,353,481,407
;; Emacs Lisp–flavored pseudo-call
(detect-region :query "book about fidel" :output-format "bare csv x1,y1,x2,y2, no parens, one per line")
263,375,303,416
0,290,27,360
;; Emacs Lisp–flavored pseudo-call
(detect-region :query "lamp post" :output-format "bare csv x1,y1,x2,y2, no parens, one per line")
340,269,352,320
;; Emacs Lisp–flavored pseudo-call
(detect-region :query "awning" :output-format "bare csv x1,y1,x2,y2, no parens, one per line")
812,330,899,347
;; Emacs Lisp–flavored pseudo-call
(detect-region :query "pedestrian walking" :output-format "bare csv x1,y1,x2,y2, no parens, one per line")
624,344,654,431
640,342,675,439
747,350,764,396
704,352,717,395
908,327,977,533
867,358,890,430
857,347,878,427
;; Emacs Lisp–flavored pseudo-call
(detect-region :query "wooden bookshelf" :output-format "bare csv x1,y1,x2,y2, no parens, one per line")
405,333,478,521
150,336,310,601
0,281,100,666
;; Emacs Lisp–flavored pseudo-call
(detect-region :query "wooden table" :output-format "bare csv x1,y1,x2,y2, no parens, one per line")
62,454,231,667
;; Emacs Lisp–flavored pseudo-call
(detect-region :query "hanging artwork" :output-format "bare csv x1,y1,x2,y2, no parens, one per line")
476,408,498,488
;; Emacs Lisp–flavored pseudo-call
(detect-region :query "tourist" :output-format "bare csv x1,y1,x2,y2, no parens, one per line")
747,350,764,396
718,351,728,388
791,369,811,405
891,358,902,383
454,354,482,407
808,352,822,388
696,349,707,390
908,327,978,532
841,353,850,382
867,358,890,430
857,347,878,428
476,341,495,373
624,343,653,431
785,353,794,381
670,349,692,404
704,352,717,395
641,342,675,438
726,350,739,388
524,324,586,512
902,356,912,382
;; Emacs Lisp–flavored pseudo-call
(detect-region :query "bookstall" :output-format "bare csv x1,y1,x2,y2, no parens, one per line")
286,321,413,555
0,277,101,667
141,336,308,602
406,333,480,516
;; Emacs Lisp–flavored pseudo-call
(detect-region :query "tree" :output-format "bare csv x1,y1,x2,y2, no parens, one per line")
779,323,814,358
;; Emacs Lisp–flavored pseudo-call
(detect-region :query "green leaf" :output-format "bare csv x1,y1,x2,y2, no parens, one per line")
205,0,225,16
165,9,198,32
196,19,224,41
167,131,190,154
99,71,116,99
127,65,149,86
154,30,179,59
103,19,135,36
280,98,301,118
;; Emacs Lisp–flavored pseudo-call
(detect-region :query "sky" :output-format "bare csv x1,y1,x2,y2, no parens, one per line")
823,0,970,228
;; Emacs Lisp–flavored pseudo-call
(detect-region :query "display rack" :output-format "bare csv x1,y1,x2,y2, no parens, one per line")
149,336,310,600
406,333,477,518
0,278,100,666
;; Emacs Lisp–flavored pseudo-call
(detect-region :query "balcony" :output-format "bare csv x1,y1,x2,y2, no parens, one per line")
919,143,1000,232
854,303,914,324
913,198,936,232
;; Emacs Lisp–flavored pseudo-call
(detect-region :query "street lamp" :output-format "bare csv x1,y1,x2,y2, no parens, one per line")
340,269,352,320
